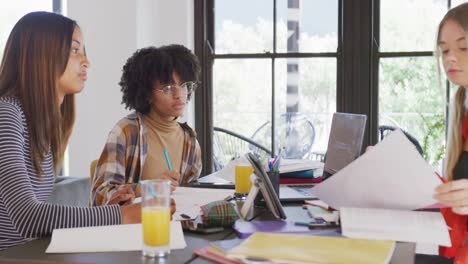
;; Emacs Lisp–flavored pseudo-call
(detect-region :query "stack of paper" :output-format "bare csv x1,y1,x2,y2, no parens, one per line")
202,158,324,183
309,130,450,246
340,207,451,246
227,232,395,264
279,159,323,173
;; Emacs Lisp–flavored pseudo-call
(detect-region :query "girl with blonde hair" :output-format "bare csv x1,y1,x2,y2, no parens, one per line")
434,2,468,262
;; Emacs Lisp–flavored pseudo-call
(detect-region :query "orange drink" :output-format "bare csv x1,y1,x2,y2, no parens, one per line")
142,207,170,246
141,179,171,258
235,165,254,195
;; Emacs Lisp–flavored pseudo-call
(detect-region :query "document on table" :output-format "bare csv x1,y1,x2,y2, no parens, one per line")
134,187,235,220
310,130,442,210
207,157,249,183
340,207,451,246
197,173,232,184
204,158,324,183
46,221,186,253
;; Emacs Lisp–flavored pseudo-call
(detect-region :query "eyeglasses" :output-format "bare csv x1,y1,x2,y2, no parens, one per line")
154,81,198,96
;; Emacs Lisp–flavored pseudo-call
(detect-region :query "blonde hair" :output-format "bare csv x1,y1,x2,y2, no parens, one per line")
437,3,468,180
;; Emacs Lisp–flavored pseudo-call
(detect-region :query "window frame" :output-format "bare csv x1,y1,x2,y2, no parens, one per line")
195,0,451,175
373,0,451,148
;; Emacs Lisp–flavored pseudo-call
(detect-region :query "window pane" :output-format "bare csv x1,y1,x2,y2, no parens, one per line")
276,0,338,53
262,58,336,160
380,0,446,52
0,1,53,59
215,0,273,54
378,57,445,166
451,1,468,7
212,59,272,169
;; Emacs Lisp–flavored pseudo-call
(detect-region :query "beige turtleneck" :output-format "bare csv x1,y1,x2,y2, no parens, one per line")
141,110,185,181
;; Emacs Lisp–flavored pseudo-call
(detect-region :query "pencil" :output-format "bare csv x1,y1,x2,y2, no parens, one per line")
163,148,173,171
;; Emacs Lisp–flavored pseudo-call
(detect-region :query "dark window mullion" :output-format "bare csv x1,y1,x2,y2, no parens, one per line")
271,0,277,156
371,0,380,145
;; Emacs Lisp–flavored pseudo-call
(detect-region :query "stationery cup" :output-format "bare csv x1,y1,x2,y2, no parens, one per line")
141,179,171,258
267,170,280,198
234,165,254,199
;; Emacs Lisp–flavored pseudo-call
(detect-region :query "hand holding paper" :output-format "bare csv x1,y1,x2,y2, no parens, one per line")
434,178,468,215
310,130,441,210
309,130,450,246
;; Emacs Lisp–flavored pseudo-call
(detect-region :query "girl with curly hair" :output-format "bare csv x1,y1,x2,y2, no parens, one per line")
91,45,202,206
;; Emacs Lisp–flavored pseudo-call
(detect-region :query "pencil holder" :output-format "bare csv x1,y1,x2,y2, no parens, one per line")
267,170,280,198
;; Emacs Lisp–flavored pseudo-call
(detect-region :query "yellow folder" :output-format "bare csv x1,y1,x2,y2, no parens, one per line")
227,232,395,264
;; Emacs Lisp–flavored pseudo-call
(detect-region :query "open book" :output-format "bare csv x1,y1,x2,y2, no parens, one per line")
310,130,451,247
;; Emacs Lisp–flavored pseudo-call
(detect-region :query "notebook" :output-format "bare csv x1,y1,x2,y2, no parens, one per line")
279,112,367,202
227,232,395,264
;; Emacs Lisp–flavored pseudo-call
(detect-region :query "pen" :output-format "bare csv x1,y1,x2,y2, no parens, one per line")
180,213,191,219
163,148,173,171
224,195,234,201
294,221,311,227
294,220,339,228
308,222,339,229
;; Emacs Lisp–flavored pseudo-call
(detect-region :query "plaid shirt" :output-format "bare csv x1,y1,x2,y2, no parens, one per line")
91,112,202,206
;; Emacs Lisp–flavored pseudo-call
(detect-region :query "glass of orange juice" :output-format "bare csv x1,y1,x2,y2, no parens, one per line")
234,165,254,199
141,179,171,258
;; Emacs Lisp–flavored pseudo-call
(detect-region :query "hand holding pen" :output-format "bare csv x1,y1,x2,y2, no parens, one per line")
106,185,136,205
160,171,180,192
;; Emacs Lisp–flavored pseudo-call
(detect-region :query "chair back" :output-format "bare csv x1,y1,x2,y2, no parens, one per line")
213,127,270,171
251,112,316,159
378,125,423,155
90,159,98,186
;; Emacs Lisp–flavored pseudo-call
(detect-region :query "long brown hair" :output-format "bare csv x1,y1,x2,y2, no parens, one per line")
0,12,77,175
436,3,468,180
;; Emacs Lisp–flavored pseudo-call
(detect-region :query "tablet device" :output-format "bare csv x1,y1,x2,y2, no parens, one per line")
241,153,287,220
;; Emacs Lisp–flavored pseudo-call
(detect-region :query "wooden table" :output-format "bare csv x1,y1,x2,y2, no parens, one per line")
0,203,415,264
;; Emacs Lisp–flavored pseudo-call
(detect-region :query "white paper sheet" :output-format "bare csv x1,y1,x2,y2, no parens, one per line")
171,187,234,220
197,173,232,184
340,207,451,246
209,157,250,183
310,130,441,210
46,221,186,253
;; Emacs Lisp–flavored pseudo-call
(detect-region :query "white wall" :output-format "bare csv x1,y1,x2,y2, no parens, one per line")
66,0,194,177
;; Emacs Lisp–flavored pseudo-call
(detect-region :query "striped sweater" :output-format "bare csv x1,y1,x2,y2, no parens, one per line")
0,97,121,250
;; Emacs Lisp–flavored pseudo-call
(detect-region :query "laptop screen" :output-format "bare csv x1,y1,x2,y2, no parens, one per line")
322,112,367,179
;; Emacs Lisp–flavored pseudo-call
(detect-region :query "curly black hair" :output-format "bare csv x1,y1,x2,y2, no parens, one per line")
119,44,201,114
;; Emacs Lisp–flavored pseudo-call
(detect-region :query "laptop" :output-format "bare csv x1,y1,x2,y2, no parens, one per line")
279,112,367,202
